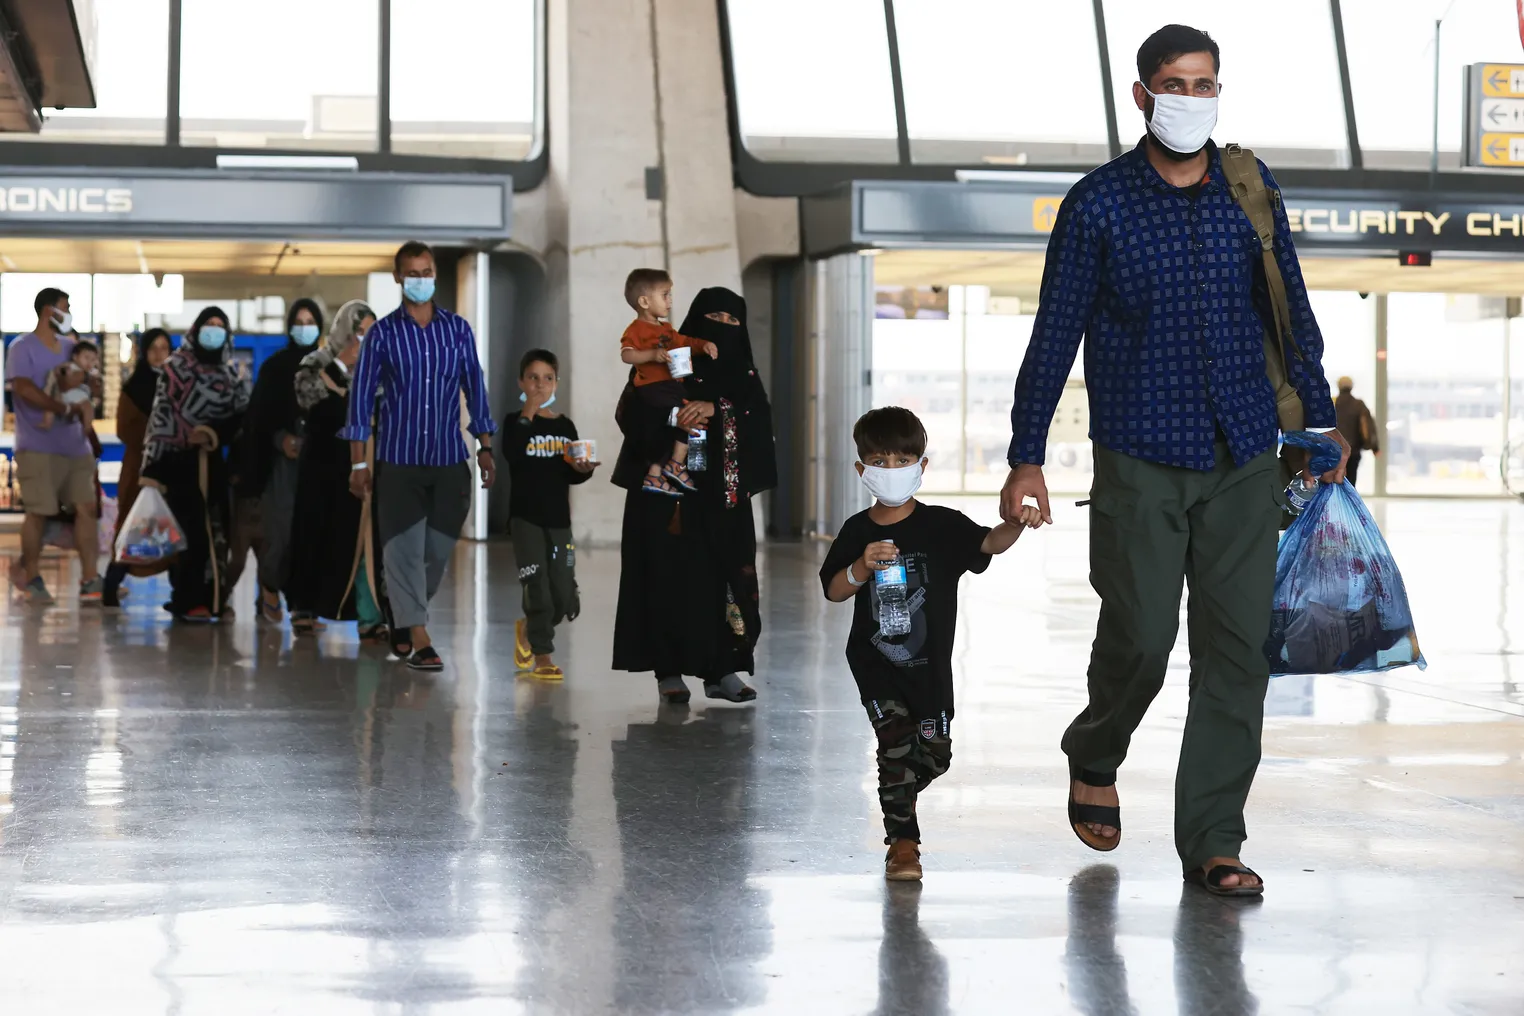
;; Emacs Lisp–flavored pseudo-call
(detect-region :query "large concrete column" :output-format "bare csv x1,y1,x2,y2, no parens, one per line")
544,0,743,545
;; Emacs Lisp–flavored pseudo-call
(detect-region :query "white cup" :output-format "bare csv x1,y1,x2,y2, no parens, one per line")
668,346,693,378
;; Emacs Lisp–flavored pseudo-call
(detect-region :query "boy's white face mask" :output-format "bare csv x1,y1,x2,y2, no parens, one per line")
858,461,925,507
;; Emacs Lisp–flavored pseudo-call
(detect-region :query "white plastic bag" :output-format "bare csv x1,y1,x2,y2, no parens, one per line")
114,486,188,565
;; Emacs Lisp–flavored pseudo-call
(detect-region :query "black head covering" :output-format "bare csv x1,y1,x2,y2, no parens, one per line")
188,305,232,365
123,327,171,414
285,297,325,350
679,288,756,378
675,286,778,501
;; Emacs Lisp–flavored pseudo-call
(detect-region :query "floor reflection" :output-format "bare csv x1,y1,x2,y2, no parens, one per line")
1065,865,1137,1016
3,499,1524,1012
611,709,770,1014
873,883,949,1016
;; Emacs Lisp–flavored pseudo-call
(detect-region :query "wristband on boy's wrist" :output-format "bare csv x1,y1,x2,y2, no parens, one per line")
846,561,868,587
351,461,369,472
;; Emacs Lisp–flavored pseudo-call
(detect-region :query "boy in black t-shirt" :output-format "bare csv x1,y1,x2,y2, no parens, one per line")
504,349,599,678
821,407,1043,881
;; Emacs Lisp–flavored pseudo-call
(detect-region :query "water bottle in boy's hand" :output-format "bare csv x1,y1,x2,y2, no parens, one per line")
688,428,708,472
875,540,911,637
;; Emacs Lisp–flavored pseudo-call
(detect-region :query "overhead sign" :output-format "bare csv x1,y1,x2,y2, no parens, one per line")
0,168,513,240
1465,64,1524,167
812,179,1524,257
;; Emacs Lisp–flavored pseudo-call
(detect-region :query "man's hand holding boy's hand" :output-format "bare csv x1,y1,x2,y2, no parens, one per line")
1014,505,1044,528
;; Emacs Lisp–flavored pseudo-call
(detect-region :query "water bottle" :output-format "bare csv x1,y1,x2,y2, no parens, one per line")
1284,475,1318,514
688,429,708,472
875,541,911,637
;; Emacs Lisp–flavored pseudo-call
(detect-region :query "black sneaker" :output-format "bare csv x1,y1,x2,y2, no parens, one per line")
407,646,444,672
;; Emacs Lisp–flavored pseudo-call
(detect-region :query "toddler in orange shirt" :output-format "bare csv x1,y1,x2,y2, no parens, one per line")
620,268,718,496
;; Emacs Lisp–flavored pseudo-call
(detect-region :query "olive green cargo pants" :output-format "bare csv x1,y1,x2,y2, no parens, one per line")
1063,441,1280,872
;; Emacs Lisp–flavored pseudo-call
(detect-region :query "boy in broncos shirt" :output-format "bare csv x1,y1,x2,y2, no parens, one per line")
505,349,599,678
821,407,1043,881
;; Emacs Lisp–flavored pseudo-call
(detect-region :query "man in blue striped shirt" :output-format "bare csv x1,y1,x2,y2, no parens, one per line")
999,26,1349,898
346,241,496,672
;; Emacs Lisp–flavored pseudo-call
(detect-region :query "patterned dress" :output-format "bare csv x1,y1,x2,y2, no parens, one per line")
142,347,250,616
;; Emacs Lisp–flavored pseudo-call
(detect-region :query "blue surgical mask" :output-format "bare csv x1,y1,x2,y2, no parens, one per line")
519,390,556,409
402,277,436,304
197,325,228,350
290,323,320,346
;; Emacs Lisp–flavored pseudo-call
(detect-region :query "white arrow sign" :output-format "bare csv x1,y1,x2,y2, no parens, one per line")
1481,97,1524,130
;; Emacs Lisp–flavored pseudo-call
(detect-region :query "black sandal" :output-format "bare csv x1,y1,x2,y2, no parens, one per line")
358,624,389,643
407,647,444,672
1068,765,1121,852
390,628,413,659
1184,864,1264,898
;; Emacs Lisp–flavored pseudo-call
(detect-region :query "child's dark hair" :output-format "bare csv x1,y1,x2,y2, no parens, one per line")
853,407,927,461
70,340,99,360
624,268,672,311
520,348,558,378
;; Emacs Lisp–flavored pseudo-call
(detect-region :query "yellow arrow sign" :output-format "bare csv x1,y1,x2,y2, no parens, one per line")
1481,64,1524,98
1479,132,1524,166
1033,197,1062,232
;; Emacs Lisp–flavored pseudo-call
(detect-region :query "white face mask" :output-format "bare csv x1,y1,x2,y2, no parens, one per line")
858,461,924,507
1141,85,1218,156
51,309,73,334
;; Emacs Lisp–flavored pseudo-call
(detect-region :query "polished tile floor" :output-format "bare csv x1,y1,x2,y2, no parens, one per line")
0,498,1521,1014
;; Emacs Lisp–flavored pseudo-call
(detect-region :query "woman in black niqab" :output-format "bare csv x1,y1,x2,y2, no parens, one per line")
611,286,778,703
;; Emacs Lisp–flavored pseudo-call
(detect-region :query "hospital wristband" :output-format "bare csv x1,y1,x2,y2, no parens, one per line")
351,462,369,472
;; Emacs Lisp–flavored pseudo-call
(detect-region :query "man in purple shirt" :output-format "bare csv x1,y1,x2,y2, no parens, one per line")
346,241,496,672
4,287,103,604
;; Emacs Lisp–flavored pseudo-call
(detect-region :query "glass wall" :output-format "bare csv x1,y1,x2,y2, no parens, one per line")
893,0,1110,166
725,0,1524,176
27,0,170,146
726,0,899,163
1101,0,1348,168
1342,0,1519,170
871,259,1523,499
180,0,380,151
0,0,541,163
389,0,540,160
1386,293,1509,495
872,283,1088,494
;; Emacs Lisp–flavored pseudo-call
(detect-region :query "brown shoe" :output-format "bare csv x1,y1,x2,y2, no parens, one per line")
885,839,923,881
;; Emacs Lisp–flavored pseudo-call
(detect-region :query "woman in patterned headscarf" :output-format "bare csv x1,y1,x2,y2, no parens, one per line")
285,300,395,644
141,306,251,622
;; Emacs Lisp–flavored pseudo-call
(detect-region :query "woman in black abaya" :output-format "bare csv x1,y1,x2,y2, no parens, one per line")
611,286,778,703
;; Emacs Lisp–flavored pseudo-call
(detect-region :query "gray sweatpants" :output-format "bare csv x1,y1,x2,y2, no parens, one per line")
375,462,471,630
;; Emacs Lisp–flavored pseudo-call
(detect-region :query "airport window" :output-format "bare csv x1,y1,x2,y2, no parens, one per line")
179,0,381,152
725,0,900,163
388,0,541,160
1341,0,1515,170
10,0,171,146
892,0,1111,166
1101,0,1349,168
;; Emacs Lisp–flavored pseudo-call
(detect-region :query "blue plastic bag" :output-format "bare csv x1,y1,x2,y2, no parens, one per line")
1264,432,1425,676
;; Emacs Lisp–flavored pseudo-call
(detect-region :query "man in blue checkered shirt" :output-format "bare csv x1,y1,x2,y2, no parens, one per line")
999,24,1350,899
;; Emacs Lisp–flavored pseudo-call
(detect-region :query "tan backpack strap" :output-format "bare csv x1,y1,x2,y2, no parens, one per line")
1221,144,1301,365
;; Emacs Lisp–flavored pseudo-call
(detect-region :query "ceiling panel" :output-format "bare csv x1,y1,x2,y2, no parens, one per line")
871,250,1524,296
0,238,397,276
